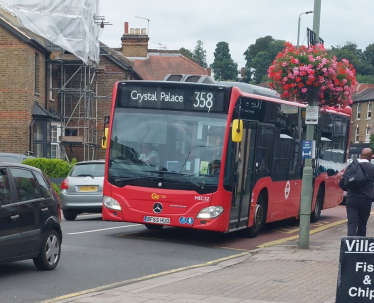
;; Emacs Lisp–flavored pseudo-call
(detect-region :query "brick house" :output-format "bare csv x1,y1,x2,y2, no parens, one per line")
0,15,54,157
349,83,374,158
0,13,141,161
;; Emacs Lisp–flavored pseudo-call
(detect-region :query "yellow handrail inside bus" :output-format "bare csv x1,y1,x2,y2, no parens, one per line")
101,128,108,148
232,119,243,142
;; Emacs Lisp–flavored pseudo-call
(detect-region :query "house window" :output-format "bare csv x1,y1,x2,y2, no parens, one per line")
368,102,372,119
356,103,361,120
51,122,62,159
366,127,370,143
33,119,51,158
355,127,360,143
35,53,40,94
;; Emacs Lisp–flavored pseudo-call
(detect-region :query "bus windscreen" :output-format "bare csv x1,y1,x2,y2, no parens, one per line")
116,82,227,113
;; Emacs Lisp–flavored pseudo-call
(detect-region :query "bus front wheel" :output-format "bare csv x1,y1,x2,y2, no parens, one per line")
245,194,266,238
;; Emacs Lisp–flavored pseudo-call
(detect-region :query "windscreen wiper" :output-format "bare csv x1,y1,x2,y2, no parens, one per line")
113,176,145,182
150,170,204,189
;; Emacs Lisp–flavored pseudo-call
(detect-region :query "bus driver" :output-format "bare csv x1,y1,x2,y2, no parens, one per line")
139,143,160,167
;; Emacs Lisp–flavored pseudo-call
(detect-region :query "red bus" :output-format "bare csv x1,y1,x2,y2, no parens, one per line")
101,78,351,237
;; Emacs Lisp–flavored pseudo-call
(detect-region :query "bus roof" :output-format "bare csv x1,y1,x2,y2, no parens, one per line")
218,81,280,99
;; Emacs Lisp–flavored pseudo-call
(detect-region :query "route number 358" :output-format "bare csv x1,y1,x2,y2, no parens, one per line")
194,92,214,111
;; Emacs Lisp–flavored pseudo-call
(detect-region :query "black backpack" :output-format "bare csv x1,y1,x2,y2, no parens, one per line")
339,159,370,191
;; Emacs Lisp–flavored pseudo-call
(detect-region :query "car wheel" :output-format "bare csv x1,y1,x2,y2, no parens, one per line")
311,187,323,223
63,209,77,221
245,193,266,238
145,224,164,230
33,229,61,270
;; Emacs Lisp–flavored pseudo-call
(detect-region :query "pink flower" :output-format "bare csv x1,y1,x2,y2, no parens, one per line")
302,88,308,93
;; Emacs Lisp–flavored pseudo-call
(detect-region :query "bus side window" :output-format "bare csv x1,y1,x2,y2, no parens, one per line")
273,133,294,181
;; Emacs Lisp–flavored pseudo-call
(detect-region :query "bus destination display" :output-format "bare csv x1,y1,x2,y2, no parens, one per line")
117,84,226,113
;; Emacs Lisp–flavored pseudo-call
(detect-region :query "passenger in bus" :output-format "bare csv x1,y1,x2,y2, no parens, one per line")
139,143,160,167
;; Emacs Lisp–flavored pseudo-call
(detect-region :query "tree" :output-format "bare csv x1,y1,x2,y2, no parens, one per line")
192,40,207,68
330,42,374,76
179,47,193,60
243,36,274,83
364,44,374,67
251,40,285,84
243,36,284,84
210,42,238,81
244,36,274,67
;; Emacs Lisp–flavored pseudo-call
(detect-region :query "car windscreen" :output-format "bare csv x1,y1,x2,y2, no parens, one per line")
70,163,105,177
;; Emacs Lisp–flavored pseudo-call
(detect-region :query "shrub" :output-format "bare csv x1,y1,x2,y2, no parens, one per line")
22,158,75,178
51,182,61,197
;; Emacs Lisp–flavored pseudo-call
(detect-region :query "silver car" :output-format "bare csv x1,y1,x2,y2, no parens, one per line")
60,160,105,221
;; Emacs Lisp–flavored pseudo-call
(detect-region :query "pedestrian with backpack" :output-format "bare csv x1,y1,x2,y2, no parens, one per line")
339,148,374,236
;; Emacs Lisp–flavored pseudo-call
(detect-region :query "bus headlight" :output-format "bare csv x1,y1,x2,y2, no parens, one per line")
196,206,224,219
103,196,121,211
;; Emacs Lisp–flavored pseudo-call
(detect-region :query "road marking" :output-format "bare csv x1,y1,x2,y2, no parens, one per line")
257,219,347,248
39,252,249,303
67,224,141,235
258,211,374,248
275,221,337,234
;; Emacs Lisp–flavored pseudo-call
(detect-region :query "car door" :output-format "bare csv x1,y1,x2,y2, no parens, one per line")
9,167,42,256
0,167,22,260
33,171,57,227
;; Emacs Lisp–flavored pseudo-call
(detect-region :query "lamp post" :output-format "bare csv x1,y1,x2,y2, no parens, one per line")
297,11,313,47
298,0,321,250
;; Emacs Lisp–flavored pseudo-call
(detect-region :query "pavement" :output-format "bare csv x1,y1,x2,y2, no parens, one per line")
41,214,374,303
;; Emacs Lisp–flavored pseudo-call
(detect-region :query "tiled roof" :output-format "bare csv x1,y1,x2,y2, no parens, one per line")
132,55,209,80
352,87,374,102
32,102,60,120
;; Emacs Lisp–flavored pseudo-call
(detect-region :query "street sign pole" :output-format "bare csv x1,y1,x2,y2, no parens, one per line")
298,0,321,249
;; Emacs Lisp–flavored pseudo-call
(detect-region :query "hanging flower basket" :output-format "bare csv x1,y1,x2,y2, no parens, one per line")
267,42,357,108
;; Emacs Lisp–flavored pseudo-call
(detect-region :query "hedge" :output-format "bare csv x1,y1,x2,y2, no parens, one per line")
22,158,76,178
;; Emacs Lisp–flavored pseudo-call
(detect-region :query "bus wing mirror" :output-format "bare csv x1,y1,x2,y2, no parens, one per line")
232,119,243,142
104,115,110,124
101,128,109,149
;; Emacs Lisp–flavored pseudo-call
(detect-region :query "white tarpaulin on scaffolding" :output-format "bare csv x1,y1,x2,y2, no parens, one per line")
0,0,100,63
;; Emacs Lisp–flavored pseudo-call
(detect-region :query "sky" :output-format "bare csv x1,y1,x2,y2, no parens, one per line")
98,0,374,69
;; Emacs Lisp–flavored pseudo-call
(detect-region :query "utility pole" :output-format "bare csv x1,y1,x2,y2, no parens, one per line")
298,0,321,249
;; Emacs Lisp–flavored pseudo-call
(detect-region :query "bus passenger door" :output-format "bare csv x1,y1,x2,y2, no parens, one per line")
228,122,256,231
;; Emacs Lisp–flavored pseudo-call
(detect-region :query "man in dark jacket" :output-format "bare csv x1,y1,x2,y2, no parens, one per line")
339,148,374,236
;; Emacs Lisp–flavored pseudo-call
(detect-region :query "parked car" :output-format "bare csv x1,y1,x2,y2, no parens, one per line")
0,162,62,270
60,160,105,221
0,152,34,163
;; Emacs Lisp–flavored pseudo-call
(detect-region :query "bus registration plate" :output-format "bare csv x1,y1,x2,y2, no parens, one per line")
144,216,170,224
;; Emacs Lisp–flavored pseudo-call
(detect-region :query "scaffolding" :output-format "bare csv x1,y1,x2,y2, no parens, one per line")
47,50,100,161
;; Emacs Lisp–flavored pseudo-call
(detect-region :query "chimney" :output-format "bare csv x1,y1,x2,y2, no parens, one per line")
241,67,246,78
124,22,129,34
121,22,149,58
